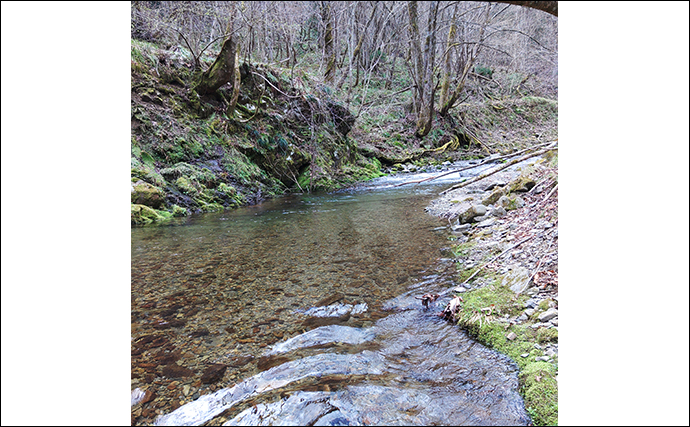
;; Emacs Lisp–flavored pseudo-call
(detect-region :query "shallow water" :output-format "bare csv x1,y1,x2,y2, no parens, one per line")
131,163,530,426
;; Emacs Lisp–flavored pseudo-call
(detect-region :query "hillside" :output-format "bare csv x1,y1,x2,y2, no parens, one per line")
131,39,557,226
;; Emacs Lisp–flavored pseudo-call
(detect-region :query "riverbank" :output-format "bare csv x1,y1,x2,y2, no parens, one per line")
425,152,558,425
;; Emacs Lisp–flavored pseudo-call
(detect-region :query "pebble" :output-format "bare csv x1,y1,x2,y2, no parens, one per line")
535,356,550,362
533,344,542,350
524,308,536,318
506,332,517,341
183,385,191,396
550,318,558,326
167,381,179,391
521,353,529,358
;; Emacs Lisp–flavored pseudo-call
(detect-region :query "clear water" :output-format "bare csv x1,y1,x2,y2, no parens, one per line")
131,167,530,426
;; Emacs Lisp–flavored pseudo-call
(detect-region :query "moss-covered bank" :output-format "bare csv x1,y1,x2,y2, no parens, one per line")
131,39,383,226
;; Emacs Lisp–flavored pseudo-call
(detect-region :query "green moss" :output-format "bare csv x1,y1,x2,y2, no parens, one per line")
449,278,557,426
536,327,558,344
521,362,558,426
175,176,198,195
171,205,188,217
131,204,169,226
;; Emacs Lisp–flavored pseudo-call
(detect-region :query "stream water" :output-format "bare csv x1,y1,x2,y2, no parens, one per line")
131,162,531,426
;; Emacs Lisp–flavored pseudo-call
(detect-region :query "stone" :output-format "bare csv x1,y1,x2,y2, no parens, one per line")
497,195,524,211
545,349,556,358
506,332,517,341
535,356,550,362
131,180,165,209
162,364,195,379
482,187,507,206
201,364,228,384
459,205,487,224
483,181,507,191
524,308,536,318
524,298,538,309
183,385,191,396
476,218,496,227
502,267,530,294
550,318,558,326
491,206,507,217
454,286,467,293
520,353,529,358
451,224,471,233
538,309,558,323
508,176,536,192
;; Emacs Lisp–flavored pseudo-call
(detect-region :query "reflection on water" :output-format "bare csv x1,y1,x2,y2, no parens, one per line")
132,175,529,425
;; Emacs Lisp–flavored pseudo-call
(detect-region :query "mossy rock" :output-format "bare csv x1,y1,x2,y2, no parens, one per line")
482,186,507,206
171,205,188,217
131,180,165,209
131,204,166,226
508,176,536,193
498,195,525,211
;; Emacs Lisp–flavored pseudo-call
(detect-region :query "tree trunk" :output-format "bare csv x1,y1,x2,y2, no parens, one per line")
194,36,239,96
321,2,336,84
414,1,439,138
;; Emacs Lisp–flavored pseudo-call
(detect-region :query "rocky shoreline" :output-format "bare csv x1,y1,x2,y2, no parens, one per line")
423,153,559,425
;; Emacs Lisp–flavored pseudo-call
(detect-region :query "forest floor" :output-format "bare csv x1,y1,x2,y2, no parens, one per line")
424,152,559,426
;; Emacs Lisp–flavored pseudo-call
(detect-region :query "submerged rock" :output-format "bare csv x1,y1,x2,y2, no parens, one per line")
265,325,375,356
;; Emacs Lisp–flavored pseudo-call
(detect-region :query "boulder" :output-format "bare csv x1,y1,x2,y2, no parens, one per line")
502,267,531,294
131,180,165,209
482,187,506,206
508,176,536,193
498,195,524,211
459,205,487,224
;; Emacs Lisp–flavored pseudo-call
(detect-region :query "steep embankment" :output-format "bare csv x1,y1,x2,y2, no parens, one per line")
131,40,383,225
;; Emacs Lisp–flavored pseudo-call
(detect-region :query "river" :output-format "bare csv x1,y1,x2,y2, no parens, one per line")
131,161,531,426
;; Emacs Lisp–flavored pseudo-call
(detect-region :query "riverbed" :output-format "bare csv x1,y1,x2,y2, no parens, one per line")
131,161,532,425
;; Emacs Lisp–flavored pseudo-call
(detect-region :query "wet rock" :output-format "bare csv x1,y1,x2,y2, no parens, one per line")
131,388,146,406
162,364,195,378
190,328,210,338
265,325,375,356
538,309,558,323
201,364,228,384
315,293,344,308
227,355,255,367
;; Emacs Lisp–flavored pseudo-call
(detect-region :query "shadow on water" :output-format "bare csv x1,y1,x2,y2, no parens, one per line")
132,168,530,426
